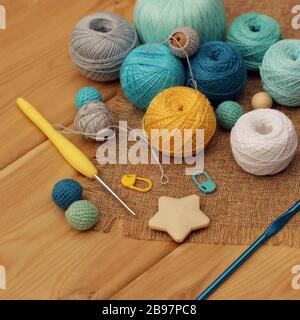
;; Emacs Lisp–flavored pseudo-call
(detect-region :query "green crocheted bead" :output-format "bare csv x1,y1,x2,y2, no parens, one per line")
216,101,245,130
65,200,99,231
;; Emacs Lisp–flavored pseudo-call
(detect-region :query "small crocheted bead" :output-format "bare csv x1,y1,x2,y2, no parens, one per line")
168,26,200,58
65,200,99,231
75,87,103,109
52,179,83,209
216,101,245,130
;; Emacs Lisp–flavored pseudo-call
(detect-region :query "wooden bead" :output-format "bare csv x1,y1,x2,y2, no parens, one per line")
170,32,187,48
251,92,273,109
168,27,200,58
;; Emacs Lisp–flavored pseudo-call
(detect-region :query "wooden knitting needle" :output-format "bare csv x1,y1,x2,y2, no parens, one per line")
17,98,136,217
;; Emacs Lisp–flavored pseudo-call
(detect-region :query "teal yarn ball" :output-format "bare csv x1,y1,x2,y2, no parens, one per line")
216,101,245,130
120,44,185,111
134,0,226,44
190,41,247,106
260,40,300,107
75,87,103,109
65,200,99,231
227,13,282,72
52,179,83,210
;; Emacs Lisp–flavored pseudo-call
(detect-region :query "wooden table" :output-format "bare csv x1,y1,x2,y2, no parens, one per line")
0,0,299,300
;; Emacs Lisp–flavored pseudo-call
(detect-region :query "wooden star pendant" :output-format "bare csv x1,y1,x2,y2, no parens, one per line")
149,195,210,243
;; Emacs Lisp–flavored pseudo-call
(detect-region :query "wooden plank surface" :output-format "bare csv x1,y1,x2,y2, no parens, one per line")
112,244,300,300
0,0,134,169
0,0,299,300
0,117,177,300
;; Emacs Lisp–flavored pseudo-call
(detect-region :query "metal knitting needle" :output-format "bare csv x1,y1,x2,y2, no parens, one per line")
17,98,137,217
94,175,136,216
196,200,300,300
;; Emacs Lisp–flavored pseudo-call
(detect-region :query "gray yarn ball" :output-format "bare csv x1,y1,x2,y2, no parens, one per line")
74,101,114,140
168,26,200,59
70,12,139,82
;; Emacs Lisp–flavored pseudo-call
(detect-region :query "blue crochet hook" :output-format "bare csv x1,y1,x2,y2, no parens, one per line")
197,200,300,300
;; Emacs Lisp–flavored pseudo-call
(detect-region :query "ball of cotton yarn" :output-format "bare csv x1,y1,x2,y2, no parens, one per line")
230,109,298,176
168,26,200,58
134,0,226,44
227,13,282,71
74,101,114,140
69,12,139,82
260,40,300,107
143,86,216,156
190,41,247,105
120,44,185,111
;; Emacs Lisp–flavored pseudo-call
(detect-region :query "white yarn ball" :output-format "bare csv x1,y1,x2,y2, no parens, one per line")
230,109,298,176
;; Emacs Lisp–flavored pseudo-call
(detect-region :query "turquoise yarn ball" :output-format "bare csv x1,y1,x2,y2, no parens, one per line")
216,101,245,130
190,41,247,106
75,87,103,109
65,200,99,231
52,179,83,209
134,0,226,44
120,44,185,111
260,40,300,107
228,13,282,71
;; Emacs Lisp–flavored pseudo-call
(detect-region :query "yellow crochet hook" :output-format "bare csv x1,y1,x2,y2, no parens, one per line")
17,97,136,217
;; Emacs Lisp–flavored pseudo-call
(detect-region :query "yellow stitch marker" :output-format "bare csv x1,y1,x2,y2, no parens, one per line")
121,174,153,193
17,97,137,217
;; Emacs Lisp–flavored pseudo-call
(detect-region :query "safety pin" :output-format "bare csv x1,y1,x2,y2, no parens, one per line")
192,171,216,194
121,174,153,193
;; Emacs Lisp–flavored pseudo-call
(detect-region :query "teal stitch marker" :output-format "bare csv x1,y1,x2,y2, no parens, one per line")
192,171,216,194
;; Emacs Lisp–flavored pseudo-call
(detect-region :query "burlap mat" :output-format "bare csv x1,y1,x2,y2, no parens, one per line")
83,0,300,247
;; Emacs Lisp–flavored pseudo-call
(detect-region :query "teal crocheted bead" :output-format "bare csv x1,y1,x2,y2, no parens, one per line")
52,179,83,209
216,101,245,130
75,87,103,109
65,200,99,231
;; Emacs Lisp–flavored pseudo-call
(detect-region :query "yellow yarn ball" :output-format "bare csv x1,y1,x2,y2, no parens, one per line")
143,87,216,156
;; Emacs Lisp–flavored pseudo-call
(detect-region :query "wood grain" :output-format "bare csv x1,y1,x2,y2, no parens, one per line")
0,0,137,169
112,243,300,300
0,0,299,300
0,116,177,299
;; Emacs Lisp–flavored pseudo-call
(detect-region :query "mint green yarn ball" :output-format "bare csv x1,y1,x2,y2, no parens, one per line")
228,13,282,71
65,200,99,231
216,101,245,130
260,40,300,107
134,0,226,44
